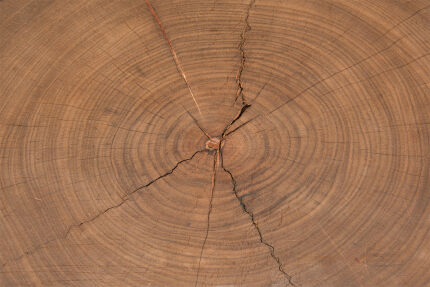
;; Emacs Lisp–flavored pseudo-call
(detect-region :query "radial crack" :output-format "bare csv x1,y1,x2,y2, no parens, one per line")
66,148,206,236
222,103,251,136
194,151,218,287
219,0,256,137
224,114,257,137
220,152,296,286
1,149,206,270
144,0,202,115
224,5,430,132
235,0,256,105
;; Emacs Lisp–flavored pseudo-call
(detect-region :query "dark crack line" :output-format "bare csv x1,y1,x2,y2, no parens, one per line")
235,0,256,105
224,114,258,137
208,5,297,281
224,34,413,133
275,4,430,115
375,4,430,43
66,148,206,237
220,0,257,137
1,149,206,271
194,152,218,287
220,152,296,286
222,103,251,137
314,52,430,99
224,5,430,132
222,80,270,137
268,35,408,115
250,80,269,104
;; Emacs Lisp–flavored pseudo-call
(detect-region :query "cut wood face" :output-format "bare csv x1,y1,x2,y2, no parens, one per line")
0,0,429,286
205,137,223,151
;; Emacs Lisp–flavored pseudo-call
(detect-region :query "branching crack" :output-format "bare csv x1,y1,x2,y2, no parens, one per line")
192,3,297,281
194,151,218,287
223,4,430,133
1,149,205,270
220,152,296,286
224,113,257,137
220,0,256,137
222,103,251,137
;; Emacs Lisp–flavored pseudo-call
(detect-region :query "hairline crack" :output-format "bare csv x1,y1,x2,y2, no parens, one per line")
194,151,218,287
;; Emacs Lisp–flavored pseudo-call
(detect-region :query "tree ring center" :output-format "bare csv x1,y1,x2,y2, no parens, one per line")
205,137,223,151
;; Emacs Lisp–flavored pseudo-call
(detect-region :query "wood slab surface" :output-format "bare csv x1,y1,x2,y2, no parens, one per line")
1,0,430,286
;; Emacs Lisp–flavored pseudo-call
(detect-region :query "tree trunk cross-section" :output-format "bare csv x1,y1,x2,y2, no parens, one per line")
0,0,430,286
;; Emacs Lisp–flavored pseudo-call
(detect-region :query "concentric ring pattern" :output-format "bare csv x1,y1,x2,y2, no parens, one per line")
1,0,429,286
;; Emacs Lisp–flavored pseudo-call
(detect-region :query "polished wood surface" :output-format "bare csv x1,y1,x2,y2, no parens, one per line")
1,0,430,286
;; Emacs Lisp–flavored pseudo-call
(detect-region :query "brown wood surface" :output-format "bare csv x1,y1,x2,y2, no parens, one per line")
1,0,430,286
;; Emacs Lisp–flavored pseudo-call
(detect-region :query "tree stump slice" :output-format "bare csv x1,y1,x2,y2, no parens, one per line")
1,0,430,286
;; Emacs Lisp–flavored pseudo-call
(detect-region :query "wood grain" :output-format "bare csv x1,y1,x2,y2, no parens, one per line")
1,0,430,286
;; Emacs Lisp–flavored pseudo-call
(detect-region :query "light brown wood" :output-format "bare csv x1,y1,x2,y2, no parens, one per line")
1,0,430,286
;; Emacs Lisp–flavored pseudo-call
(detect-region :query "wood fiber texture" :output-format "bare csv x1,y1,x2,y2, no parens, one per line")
1,0,430,286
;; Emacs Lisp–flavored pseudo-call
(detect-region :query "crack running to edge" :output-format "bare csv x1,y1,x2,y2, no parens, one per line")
194,151,219,287
224,5,430,133
221,0,256,137
208,3,298,280
1,149,206,270
235,0,256,106
223,4,430,136
220,151,296,286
